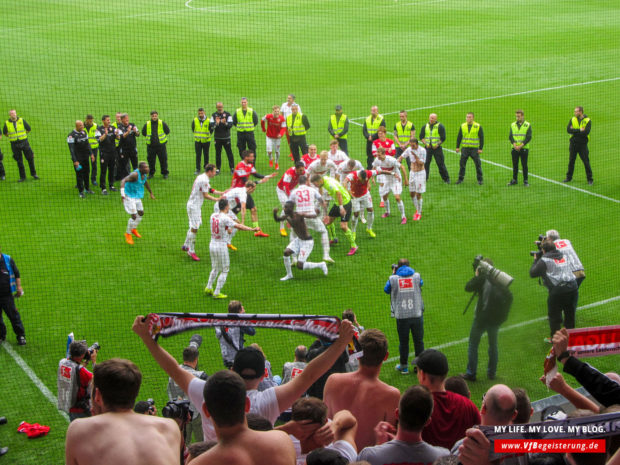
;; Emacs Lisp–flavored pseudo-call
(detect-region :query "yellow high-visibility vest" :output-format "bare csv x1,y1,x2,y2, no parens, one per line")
146,119,168,145
5,118,27,141
330,114,347,139
570,116,590,142
460,122,481,148
193,117,211,142
395,121,414,144
511,121,530,149
365,115,384,135
86,124,99,149
287,113,307,136
236,108,256,132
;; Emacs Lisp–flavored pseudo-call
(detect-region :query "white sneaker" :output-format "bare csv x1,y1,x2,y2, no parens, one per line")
280,274,294,281
320,263,328,276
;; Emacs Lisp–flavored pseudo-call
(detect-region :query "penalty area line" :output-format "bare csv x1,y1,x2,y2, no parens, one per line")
385,294,620,363
1,342,69,422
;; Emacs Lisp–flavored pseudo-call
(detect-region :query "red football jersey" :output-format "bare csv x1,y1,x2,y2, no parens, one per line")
232,161,256,188
261,114,286,139
346,170,376,198
277,166,304,195
302,153,319,167
372,138,396,156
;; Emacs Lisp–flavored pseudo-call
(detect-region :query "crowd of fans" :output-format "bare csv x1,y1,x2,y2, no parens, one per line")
61,308,618,465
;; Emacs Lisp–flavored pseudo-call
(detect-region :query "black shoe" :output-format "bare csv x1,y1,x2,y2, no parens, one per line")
102,189,108,195
92,180,98,186
0,446,7,456
0,176,5,181
32,175,40,180
110,186,118,192
455,179,463,185
194,170,200,175
86,190,95,194
488,373,496,380
459,373,476,381
0,416,6,425
17,336,26,345
163,174,169,179
444,179,451,184
79,192,85,198
524,181,529,187
478,180,483,185
562,178,571,183
507,179,517,186
17,178,26,183
216,169,220,175
588,179,593,185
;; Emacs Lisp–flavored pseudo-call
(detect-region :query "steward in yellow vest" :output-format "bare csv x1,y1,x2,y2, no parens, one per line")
508,110,532,186
455,112,484,185
328,105,349,154
3,110,38,181
233,97,259,160
564,106,592,184
192,108,212,173
141,111,170,179
286,104,310,163
362,106,385,169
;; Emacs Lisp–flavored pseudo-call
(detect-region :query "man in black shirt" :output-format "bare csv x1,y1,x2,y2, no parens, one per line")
67,120,95,198
118,113,140,179
2,110,38,182
210,102,235,174
141,111,171,179
233,98,259,161
564,106,592,184
0,133,5,181
98,115,121,194
0,246,26,345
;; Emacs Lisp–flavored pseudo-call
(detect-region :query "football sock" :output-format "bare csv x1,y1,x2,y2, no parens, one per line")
385,199,391,214
366,211,374,229
397,200,405,218
207,270,217,290
303,262,321,270
134,215,143,227
320,232,330,257
214,271,228,295
252,221,259,229
344,229,356,248
126,218,134,234
186,231,196,253
351,215,359,232
418,198,423,213
283,256,293,276
413,198,418,213
327,223,336,239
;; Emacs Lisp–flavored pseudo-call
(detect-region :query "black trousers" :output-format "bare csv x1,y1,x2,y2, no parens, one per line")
99,149,117,190
511,148,528,182
289,136,308,163
147,144,169,176
337,138,348,155
195,141,211,170
90,148,98,181
0,294,26,340
365,140,375,169
547,289,577,338
215,139,235,171
458,147,483,182
566,142,592,181
75,156,91,192
11,141,36,179
236,133,256,159
116,147,137,181
424,146,450,182
0,148,5,178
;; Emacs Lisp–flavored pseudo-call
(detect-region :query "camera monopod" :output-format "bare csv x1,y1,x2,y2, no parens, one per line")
462,292,477,315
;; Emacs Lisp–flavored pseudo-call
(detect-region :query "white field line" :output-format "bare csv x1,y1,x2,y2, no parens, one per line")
1,342,69,422
385,295,620,363
349,77,620,121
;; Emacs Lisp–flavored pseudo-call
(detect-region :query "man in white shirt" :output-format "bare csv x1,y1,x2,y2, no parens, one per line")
398,139,427,221
372,147,407,224
182,164,225,261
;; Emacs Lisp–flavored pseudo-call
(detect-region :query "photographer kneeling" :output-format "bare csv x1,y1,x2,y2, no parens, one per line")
57,341,98,421
461,257,513,381
530,240,578,340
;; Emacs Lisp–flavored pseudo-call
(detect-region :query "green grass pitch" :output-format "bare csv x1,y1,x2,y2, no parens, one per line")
1,0,619,462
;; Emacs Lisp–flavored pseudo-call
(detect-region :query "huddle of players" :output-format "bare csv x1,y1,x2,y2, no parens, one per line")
183,134,427,292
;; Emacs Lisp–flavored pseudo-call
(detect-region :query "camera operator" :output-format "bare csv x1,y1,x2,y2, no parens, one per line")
530,240,578,340
461,257,513,381
546,229,585,305
134,399,157,416
384,258,424,374
162,399,193,464
57,340,98,421
168,335,207,445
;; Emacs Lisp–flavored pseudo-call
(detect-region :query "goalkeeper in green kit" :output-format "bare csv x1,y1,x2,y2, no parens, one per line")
310,174,358,256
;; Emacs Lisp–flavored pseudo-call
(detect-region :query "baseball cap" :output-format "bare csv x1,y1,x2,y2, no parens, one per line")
413,349,449,376
233,347,265,379
335,105,343,111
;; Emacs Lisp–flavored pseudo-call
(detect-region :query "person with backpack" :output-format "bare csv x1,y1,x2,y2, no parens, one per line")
460,257,513,382
57,341,98,421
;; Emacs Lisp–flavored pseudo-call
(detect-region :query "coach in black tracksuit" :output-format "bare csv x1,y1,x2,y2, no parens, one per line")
67,121,95,197
210,103,235,174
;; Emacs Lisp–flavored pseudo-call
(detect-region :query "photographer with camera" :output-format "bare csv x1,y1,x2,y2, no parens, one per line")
384,258,424,374
167,334,207,444
57,340,99,421
461,256,513,382
546,229,585,305
530,240,578,340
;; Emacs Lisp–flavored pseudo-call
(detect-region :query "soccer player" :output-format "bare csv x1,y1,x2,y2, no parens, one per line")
214,181,257,251
182,164,225,261
273,201,328,281
260,105,286,169
306,151,338,180
290,175,333,263
343,168,392,239
205,199,259,299
232,150,278,237
301,144,319,168
327,139,350,173
372,127,396,208
120,162,155,245
398,139,427,221
276,162,306,236
372,147,407,224
310,174,358,256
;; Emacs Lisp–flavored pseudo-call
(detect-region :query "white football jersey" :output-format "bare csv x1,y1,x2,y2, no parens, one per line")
328,149,349,166
187,173,211,207
306,159,337,178
224,187,248,211
401,146,427,165
210,212,235,243
372,156,401,173
290,185,322,214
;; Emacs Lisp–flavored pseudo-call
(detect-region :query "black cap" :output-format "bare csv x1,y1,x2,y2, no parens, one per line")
335,105,343,111
413,349,449,376
232,347,265,379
